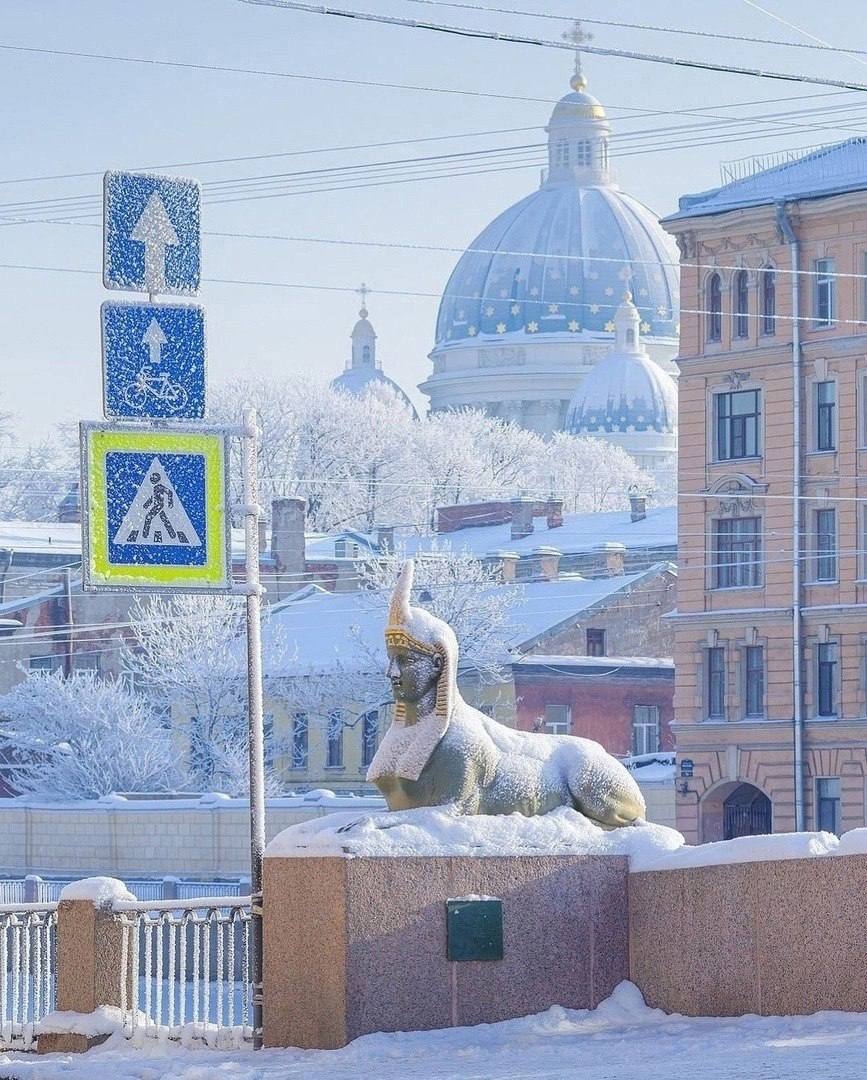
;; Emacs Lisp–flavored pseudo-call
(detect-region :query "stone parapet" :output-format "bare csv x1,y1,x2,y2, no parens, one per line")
263,854,629,1049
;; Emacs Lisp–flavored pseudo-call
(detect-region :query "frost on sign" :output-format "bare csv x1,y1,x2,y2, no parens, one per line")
113,457,201,548
103,171,201,296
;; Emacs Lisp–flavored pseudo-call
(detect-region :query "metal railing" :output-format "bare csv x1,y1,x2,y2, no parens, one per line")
0,903,57,1051
0,876,247,905
114,896,253,1048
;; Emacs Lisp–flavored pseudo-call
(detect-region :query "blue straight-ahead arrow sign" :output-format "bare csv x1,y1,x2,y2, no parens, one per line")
101,301,206,420
103,171,201,295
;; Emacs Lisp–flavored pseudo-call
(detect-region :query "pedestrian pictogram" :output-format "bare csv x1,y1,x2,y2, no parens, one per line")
101,301,206,420
103,171,201,296
113,457,201,547
81,423,230,592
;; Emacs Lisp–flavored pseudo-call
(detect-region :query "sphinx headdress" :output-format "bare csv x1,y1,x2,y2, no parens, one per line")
385,560,459,723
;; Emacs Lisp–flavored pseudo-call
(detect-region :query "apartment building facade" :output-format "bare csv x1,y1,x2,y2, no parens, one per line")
663,140,867,843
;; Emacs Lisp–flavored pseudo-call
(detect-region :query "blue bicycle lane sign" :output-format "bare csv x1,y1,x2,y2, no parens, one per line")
101,300,206,420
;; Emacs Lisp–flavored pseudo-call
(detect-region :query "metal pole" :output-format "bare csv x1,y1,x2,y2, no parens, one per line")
240,404,266,1048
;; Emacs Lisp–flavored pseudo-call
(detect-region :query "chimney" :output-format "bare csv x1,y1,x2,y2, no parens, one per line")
271,497,306,595
596,542,626,577
489,550,520,583
510,498,535,541
533,546,561,582
546,498,563,529
376,525,395,554
629,491,647,523
57,482,80,524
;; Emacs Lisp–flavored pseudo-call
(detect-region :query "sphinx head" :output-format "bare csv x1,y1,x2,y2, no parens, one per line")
384,561,459,724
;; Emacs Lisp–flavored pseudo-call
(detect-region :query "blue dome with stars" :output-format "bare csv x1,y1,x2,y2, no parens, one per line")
434,182,679,346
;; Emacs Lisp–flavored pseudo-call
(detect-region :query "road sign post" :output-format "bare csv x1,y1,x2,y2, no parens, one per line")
240,405,266,1050
84,169,267,1047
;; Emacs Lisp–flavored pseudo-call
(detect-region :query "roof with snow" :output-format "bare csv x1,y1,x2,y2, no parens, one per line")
0,521,249,561
664,137,867,223
264,564,673,675
304,504,677,563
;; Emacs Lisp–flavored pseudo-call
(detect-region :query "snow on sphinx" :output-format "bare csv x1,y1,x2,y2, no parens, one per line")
354,560,646,829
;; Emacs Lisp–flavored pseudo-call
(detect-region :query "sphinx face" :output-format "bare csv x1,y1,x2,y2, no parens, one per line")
386,644,443,714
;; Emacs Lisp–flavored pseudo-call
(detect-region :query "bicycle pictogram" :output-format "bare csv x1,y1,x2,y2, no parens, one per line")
123,368,189,413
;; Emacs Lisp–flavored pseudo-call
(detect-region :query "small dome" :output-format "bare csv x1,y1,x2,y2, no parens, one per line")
332,365,415,410
547,87,607,126
567,352,678,435
331,292,416,413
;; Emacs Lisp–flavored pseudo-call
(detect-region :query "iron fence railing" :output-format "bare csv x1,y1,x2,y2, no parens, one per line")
114,896,253,1048
0,903,57,1051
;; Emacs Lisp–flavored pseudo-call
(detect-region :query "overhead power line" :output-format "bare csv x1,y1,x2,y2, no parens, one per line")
405,0,867,57
238,0,867,93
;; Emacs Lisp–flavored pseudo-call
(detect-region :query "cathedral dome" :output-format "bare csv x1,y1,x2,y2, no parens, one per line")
566,295,677,436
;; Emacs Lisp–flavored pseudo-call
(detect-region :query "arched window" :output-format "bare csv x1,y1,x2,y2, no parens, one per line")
734,269,749,339
362,344,371,364
707,273,722,342
555,139,569,166
761,266,776,335
626,328,635,345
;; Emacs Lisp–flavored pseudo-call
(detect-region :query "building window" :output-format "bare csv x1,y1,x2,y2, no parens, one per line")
816,777,841,834
361,710,379,768
543,704,571,735
707,646,726,719
815,508,837,581
734,269,749,338
715,388,760,460
291,713,308,769
72,651,100,675
263,713,275,768
555,139,569,166
575,140,591,166
632,705,660,756
817,642,838,717
326,712,344,767
814,257,836,327
815,381,836,451
713,517,761,588
29,655,62,673
744,645,764,718
707,273,722,342
362,345,371,364
761,266,776,335
586,629,606,657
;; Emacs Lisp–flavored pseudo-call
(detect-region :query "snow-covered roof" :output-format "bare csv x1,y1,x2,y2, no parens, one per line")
664,137,867,223
0,520,250,561
305,505,677,563
514,655,674,671
264,567,670,674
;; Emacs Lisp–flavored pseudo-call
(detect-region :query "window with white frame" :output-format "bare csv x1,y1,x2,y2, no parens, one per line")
632,705,660,756
815,508,837,582
816,642,838,717
575,140,591,166
72,651,100,675
713,517,761,588
816,777,841,834
814,257,836,327
815,380,836,451
29,655,62,674
744,645,764,718
715,388,761,460
555,139,569,166
543,704,571,735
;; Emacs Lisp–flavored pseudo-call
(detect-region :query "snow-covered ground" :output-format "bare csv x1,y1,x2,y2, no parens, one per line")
4,982,867,1079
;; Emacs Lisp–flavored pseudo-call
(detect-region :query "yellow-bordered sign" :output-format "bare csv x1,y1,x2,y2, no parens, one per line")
81,422,231,592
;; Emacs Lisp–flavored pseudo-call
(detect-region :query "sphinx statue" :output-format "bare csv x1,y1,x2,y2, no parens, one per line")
364,560,646,828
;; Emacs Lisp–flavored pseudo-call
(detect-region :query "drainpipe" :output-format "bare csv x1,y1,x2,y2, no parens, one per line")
776,201,805,832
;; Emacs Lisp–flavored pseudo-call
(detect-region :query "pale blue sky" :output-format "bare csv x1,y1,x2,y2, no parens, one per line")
1,0,865,438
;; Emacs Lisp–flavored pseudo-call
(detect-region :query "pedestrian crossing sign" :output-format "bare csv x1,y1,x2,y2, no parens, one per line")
81,422,231,592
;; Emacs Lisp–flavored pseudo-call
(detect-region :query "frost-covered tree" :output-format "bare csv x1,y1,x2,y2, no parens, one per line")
0,672,180,799
122,595,290,795
0,435,78,522
543,433,656,513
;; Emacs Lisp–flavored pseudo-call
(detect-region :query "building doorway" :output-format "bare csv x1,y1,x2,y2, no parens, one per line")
723,783,772,840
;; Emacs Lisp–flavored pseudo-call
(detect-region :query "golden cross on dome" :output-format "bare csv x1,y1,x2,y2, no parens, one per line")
562,19,593,85
356,281,371,317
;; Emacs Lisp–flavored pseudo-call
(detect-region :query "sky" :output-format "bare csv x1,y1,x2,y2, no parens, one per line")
2,0,867,440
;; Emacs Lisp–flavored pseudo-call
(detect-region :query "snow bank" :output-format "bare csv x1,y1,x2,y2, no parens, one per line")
36,1006,125,1037
58,876,135,905
264,805,684,861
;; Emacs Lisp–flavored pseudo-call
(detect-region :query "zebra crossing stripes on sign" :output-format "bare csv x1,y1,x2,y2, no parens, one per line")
81,423,231,593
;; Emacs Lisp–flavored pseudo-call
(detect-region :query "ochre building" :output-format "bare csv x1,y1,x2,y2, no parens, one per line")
662,140,867,843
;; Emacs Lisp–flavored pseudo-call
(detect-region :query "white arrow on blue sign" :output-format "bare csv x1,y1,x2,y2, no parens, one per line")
103,171,201,296
101,301,206,420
